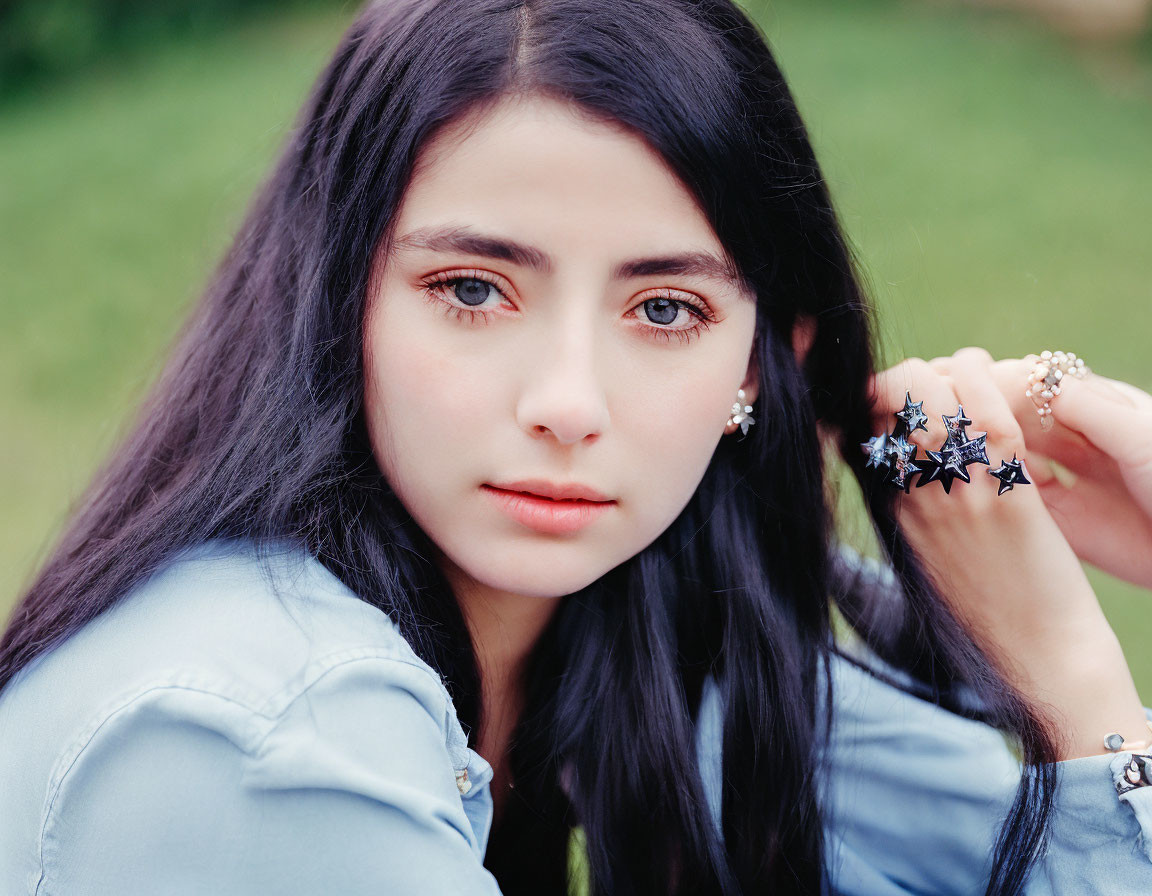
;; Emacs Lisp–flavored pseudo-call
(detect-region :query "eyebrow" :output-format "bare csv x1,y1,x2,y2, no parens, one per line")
392,225,749,295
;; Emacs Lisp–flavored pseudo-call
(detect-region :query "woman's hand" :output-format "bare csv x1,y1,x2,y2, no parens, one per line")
867,347,1146,758
984,358,1152,590
867,347,1099,665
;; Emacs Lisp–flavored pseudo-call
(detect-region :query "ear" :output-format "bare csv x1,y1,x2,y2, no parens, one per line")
739,349,759,407
792,314,817,367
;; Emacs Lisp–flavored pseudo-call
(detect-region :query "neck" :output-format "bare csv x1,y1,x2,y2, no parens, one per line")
440,562,563,827
440,558,562,750
459,584,559,694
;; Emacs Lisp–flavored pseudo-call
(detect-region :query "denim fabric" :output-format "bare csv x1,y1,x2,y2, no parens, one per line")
1,539,1149,894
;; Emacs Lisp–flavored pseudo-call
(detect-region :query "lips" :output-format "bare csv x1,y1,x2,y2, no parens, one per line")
481,483,616,535
486,478,613,503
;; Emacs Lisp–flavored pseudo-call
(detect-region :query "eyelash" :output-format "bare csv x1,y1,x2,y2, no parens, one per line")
418,270,717,345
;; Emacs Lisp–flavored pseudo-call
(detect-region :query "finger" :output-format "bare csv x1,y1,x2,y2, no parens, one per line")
1102,377,1152,413
928,356,951,376
991,358,1096,460
868,357,953,449
944,347,1038,506
1079,375,1143,410
1036,371,1152,470
948,347,1026,455
1030,460,1152,588
992,358,1150,479
867,357,965,507
1022,449,1059,488
867,357,926,433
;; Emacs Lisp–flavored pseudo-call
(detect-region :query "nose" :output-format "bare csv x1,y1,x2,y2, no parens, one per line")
515,317,611,446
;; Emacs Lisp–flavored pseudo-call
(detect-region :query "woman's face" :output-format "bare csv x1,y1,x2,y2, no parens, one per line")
364,93,759,599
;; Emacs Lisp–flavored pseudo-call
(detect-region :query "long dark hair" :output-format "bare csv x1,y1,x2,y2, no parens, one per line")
2,1,1056,893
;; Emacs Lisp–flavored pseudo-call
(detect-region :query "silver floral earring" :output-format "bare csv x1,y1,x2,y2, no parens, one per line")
727,388,756,436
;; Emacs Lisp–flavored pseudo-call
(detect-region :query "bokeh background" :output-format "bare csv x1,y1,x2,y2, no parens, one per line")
3,0,1150,687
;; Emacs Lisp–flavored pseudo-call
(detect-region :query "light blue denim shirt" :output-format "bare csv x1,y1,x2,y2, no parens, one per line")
1,539,1150,894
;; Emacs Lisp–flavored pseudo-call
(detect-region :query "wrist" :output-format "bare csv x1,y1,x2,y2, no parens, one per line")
980,603,1114,689
1015,628,1147,761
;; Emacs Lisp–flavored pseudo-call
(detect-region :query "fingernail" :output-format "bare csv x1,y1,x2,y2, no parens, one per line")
1048,458,1078,488
1025,455,1056,486
1023,455,1075,488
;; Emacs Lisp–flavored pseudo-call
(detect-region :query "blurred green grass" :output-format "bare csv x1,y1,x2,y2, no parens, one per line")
2,1,1150,688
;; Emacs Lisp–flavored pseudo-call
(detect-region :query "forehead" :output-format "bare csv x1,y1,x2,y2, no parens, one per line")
395,93,734,269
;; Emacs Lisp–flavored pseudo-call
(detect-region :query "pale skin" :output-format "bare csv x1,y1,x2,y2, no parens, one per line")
362,92,1151,823
363,93,760,821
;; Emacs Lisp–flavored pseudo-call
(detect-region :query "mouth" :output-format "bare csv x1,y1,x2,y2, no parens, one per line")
481,484,616,535
485,479,614,503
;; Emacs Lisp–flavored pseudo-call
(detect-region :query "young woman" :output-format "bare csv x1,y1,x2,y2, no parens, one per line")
2,0,1151,893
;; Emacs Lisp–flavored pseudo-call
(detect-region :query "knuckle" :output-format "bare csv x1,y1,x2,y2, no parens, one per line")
980,414,1025,453
897,357,940,390
953,345,995,366
874,356,930,396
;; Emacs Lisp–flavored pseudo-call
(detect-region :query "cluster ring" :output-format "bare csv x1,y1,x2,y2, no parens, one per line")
1025,349,1090,432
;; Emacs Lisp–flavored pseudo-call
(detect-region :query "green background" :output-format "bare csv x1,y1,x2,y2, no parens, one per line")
2,0,1149,687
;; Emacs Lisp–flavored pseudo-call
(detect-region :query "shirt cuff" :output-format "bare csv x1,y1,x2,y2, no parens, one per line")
1110,750,1152,863
1049,743,1152,869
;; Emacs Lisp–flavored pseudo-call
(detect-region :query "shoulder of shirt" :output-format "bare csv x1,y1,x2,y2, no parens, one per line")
2,538,461,762
0,539,493,893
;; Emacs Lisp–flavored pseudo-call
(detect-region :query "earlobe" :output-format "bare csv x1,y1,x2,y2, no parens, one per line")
725,386,757,436
724,354,759,436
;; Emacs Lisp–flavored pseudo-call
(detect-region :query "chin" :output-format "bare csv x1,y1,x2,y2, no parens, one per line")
477,567,603,600
457,546,618,598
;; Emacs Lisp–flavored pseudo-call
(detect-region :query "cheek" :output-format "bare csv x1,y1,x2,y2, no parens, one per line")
621,359,743,532
631,323,751,446
363,301,497,490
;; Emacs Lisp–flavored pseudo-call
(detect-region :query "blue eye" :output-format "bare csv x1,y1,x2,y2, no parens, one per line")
420,271,716,344
642,297,681,326
420,272,511,325
451,277,497,307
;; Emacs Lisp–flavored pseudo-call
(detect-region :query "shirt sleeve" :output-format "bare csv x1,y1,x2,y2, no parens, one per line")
37,654,504,896
824,651,1152,895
